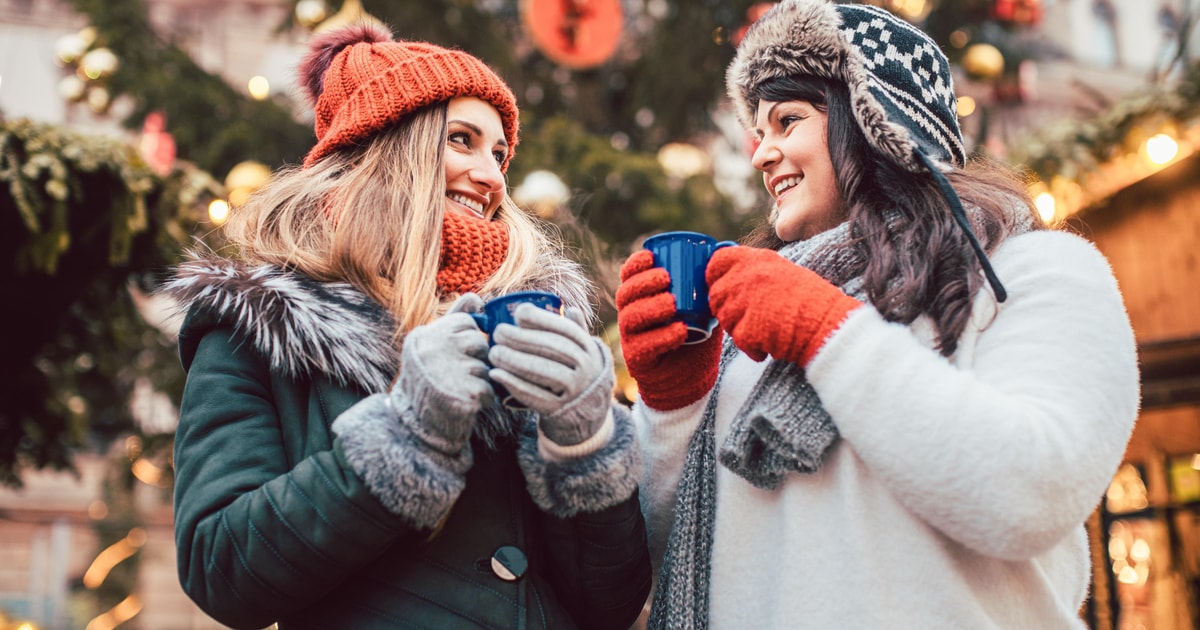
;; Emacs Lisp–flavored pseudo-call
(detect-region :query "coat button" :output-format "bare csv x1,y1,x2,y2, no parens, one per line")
490,545,528,582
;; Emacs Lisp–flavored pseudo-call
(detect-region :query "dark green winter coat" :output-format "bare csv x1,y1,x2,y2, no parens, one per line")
164,258,651,630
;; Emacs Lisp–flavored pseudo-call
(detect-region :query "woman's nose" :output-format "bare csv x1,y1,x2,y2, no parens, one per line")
470,155,505,193
751,136,780,172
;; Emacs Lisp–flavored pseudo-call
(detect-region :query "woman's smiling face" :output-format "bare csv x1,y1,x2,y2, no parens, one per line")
751,98,844,242
443,96,508,220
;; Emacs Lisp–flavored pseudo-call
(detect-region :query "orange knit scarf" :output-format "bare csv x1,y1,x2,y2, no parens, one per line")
437,211,510,294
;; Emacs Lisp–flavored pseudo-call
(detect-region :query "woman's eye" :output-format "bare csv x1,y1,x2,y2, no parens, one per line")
780,115,803,128
448,131,469,146
492,150,506,165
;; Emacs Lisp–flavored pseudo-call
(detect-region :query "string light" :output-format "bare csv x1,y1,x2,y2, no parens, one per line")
131,458,168,487
1145,133,1179,165
956,95,976,117
1034,191,1056,223
888,0,933,22
82,529,147,589
85,595,142,630
208,199,231,225
247,76,270,100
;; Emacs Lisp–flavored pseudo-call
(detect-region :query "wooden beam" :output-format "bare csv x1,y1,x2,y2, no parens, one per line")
1139,336,1200,410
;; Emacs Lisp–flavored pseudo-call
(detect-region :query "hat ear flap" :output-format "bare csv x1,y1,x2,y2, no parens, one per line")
298,23,394,106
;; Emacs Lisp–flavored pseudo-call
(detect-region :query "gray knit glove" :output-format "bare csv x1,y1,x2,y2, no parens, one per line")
489,304,614,446
392,293,493,454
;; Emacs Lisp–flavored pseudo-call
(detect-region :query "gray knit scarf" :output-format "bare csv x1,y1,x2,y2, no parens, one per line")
718,223,868,489
647,222,866,630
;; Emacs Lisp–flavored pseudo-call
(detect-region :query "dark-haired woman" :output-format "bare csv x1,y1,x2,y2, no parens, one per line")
616,1,1138,627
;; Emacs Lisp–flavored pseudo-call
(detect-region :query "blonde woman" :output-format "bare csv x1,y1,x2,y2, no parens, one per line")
164,24,649,630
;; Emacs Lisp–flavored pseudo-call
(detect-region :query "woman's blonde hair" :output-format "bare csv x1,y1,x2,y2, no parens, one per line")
222,103,563,341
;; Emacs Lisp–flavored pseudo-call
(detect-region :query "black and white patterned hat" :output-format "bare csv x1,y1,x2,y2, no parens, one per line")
727,0,1009,301
727,0,966,172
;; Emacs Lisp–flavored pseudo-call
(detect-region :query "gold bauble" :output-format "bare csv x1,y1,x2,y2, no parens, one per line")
295,0,328,28
962,43,1005,81
224,160,272,192
80,47,119,80
313,0,385,34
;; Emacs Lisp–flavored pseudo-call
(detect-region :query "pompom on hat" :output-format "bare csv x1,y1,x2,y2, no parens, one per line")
727,0,965,172
298,23,519,171
727,0,1008,301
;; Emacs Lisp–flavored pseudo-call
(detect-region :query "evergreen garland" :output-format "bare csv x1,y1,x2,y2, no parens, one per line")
1009,60,1200,185
0,117,220,487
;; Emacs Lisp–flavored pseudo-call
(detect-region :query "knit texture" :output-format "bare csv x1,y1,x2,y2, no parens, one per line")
299,23,519,169
437,212,510,295
727,0,964,172
715,224,866,490
706,246,863,367
646,345,732,630
650,224,867,629
616,250,723,411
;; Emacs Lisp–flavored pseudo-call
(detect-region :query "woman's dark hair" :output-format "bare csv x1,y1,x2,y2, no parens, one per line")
742,75,1042,355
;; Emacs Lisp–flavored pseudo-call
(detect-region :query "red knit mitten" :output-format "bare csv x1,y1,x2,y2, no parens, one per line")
616,250,723,411
706,246,863,367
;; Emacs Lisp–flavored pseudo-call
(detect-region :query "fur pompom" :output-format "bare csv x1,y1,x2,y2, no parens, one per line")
298,23,394,106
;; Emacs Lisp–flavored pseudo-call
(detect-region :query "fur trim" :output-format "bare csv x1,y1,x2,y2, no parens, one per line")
331,393,471,528
160,252,596,395
516,404,642,518
161,256,400,393
299,23,394,107
727,0,965,171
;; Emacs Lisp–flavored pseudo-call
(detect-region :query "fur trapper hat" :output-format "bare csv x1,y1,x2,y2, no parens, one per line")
298,23,519,171
727,0,965,172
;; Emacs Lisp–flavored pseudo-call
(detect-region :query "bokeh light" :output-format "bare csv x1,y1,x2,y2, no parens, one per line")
1145,133,1179,165
247,75,270,100
208,199,230,225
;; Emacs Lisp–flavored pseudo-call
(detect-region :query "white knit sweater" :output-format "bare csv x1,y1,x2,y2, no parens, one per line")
635,229,1139,629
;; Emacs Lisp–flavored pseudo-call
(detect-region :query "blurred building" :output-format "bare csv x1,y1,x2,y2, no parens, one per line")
1081,148,1200,630
0,453,229,630
1024,4,1200,629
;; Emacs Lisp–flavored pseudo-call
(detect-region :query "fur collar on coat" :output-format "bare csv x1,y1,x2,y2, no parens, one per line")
159,253,595,395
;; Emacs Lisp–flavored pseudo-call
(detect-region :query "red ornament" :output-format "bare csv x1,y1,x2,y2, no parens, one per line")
733,2,777,47
992,0,1042,25
522,0,623,69
138,111,176,176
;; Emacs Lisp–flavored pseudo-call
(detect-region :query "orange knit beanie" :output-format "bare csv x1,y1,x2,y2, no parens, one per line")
298,23,519,171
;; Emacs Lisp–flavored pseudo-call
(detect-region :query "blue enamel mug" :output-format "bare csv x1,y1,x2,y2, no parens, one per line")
470,291,564,409
642,231,737,344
